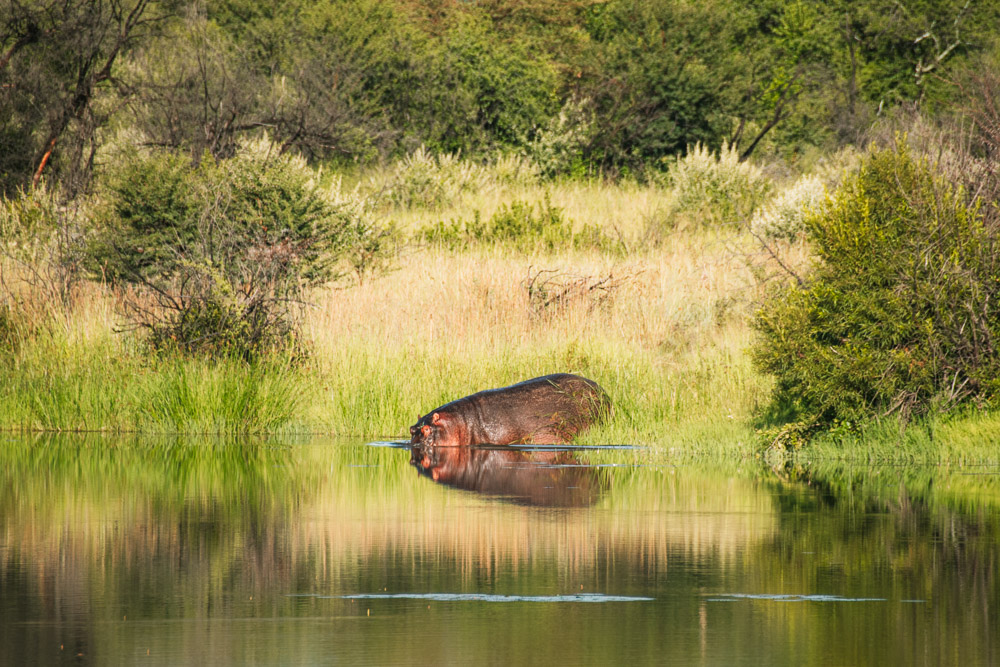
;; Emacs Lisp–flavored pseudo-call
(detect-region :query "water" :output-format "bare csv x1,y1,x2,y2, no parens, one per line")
1,435,997,665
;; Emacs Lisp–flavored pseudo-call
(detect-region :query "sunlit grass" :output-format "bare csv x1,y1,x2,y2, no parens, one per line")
2,170,999,461
379,176,675,242
799,409,1000,465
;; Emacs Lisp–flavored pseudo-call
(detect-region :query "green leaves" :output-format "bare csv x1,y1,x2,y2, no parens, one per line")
754,144,1000,436
91,136,380,358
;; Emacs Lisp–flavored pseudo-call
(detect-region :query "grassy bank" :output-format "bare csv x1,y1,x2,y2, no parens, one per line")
0,245,768,450
0,176,774,447
3,172,1000,462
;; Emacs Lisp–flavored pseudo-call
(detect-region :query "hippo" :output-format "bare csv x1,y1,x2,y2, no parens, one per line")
409,373,610,449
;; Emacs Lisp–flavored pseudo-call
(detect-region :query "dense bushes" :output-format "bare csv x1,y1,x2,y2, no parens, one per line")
373,147,539,210
663,142,772,227
753,144,1000,436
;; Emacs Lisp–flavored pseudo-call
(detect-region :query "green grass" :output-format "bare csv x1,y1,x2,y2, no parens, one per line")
0,318,767,452
4,303,1000,465
2,165,1000,462
795,409,1000,465
0,327,305,433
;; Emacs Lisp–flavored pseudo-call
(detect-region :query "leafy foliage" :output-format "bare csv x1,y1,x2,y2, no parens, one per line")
418,195,616,253
0,0,159,195
753,144,1000,432
579,0,736,172
92,137,382,357
664,142,772,227
750,174,826,242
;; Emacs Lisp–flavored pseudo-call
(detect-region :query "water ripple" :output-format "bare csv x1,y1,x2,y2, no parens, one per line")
290,592,653,603
705,593,898,603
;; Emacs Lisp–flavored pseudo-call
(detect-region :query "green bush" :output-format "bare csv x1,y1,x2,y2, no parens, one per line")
749,174,826,242
92,137,385,357
426,13,559,154
372,147,541,211
753,144,1000,435
418,195,616,253
375,146,491,210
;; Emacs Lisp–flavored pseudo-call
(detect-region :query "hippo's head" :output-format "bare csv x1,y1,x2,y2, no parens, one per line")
408,411,462,448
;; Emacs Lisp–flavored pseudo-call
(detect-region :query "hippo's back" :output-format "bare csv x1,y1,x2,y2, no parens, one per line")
461,373,610,444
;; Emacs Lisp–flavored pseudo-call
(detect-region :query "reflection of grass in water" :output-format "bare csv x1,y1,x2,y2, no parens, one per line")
774,457,1000,517
747,457,1000,666
1,434,778,597
3,432,997,667
292,441,778,584
0,433,301,514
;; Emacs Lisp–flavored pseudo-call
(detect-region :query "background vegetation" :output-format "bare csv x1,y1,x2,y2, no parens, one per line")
2,0,1000,457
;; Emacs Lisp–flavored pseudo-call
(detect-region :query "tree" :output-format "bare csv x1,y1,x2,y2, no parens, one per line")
577,0,737,172
0,0,159,195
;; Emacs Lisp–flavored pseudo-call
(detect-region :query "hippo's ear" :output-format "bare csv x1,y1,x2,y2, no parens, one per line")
431,412,442,425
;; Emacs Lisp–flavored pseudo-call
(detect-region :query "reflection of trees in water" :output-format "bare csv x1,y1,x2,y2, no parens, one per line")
755,460,1000,666
409,443,601,507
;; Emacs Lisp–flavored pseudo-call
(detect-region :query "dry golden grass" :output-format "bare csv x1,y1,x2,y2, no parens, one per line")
300,225,811,441
306,232,792,357
0,173,813,440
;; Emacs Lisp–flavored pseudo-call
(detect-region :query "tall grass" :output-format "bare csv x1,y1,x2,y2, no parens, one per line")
0,287,303,433
1,205,775,445
301,235,775,447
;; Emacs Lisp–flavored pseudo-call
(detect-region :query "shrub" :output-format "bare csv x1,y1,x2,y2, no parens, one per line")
0,185,86,322
374,146,491,209
92,136,386,358
373,147,542,210
487,153,541,189
418,195,617,253
752,144,1000,435
528,99,592,178
663,142,772,227
749,174,826,242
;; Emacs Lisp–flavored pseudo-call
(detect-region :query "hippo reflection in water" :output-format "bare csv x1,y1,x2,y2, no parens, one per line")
410,444,601,507
408,374,610,506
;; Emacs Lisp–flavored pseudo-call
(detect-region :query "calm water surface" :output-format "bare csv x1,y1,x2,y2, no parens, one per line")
1,435,997,665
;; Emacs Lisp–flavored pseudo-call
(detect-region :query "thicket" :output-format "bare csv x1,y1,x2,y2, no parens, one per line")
753,143,1000,444
3,0,998,193
661,142,772,228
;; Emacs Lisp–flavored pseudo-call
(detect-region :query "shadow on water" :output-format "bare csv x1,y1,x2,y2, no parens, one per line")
406,442,610,507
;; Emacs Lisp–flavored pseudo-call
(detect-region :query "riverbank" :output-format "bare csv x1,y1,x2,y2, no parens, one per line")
3,176,999,463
